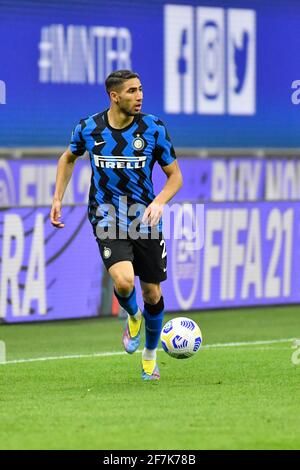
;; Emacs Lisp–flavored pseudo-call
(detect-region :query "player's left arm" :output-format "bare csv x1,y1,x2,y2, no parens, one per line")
143,160,183,226
143,119,183,226
155,159,183,204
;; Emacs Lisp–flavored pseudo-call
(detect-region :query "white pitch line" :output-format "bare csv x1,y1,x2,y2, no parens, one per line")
0,337,296,366
201,338,297,349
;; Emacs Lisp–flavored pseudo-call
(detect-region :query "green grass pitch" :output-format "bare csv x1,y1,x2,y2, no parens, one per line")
0,306,299,450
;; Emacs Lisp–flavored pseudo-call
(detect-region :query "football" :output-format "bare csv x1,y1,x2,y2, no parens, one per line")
160,317,202,359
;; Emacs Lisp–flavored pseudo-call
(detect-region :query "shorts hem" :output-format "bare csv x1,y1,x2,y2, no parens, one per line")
138,274,167,284
103,257,134,271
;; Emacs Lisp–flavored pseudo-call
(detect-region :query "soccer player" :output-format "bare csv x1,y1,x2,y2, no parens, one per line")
50,70,183,380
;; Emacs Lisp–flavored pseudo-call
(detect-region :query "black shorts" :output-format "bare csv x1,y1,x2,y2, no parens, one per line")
95,233,167,284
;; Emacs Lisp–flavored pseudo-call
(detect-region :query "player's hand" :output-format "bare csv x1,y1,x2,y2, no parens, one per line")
50,199,65,228
142,201,164,227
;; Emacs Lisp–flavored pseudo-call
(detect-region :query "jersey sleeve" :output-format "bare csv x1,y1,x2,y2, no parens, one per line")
154,120,177,167
69,121,86,156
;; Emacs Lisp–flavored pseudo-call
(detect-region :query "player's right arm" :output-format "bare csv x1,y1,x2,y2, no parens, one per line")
50,121,86,228
50,148,79,228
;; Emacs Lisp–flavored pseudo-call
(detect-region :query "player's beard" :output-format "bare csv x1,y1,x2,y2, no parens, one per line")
119,102,141,116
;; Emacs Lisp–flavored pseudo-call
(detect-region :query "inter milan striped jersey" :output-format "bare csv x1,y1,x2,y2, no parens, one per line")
69,110,176,232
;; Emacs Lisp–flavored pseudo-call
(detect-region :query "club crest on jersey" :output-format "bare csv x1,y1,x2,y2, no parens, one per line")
132,137,145,151
93,154,147,169
103,247,111,259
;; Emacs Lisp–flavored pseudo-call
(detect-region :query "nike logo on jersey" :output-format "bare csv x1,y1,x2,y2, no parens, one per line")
94,140,106,146
93,154,147,169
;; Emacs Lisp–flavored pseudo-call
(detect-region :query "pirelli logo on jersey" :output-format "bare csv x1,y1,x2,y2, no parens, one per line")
93,155,147,169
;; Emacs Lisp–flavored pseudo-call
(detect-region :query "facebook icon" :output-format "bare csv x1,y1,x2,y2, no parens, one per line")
164,4,194,114
0,80,6,104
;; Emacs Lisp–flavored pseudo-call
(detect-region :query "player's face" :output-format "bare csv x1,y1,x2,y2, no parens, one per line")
116,78,143,116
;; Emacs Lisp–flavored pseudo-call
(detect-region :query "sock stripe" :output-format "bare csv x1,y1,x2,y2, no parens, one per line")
114,287,135,301
143,297,165,350
115,287,138,316
144,296,164,316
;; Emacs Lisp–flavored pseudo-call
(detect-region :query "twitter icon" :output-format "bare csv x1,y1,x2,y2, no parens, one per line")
228,9,256,115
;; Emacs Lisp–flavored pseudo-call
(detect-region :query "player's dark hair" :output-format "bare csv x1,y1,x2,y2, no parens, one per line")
105,70,140,95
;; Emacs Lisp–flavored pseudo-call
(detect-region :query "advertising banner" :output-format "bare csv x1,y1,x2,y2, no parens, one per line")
0,158,90,207
0,0,299,147
137,201,300,311
0,206,102,323
1,157,300,208
1,201,299,322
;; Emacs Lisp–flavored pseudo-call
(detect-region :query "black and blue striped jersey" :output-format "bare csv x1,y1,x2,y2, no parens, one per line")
69,110,176,233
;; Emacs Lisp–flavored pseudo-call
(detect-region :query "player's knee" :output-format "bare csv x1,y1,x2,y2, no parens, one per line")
114,276,135,297
142,286,161,305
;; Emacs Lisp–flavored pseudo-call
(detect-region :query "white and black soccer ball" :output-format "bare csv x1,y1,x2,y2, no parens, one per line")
160,317,202,359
